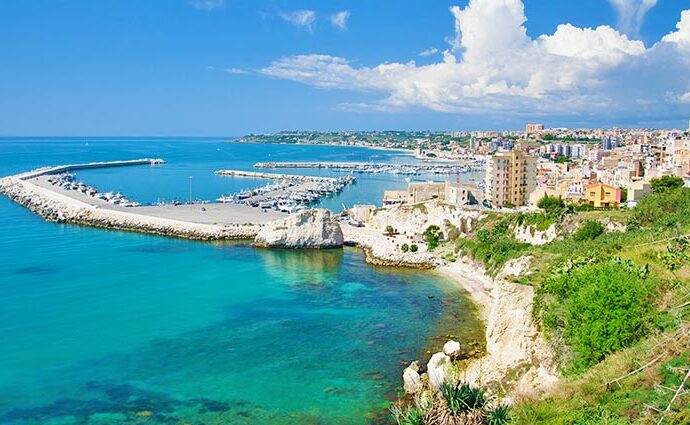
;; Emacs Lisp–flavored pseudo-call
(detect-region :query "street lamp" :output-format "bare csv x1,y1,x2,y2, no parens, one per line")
188,176,193,204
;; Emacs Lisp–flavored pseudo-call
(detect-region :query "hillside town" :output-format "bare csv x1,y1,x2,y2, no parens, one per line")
307,120,690,215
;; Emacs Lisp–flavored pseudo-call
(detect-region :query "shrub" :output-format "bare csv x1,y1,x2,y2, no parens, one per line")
540,259,659,373
572,220,605,242
630,187,690,230
410,244,418,252
423,225,443,250
537,195,565,213
385,225,394,236
650,175,684,192
488,405,512,425
401,243,409,253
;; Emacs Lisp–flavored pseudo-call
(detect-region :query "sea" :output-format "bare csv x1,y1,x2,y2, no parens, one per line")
0,138,484,424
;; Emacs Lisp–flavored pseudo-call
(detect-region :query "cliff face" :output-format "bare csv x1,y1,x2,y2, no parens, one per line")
513,223,559,245
368,201,485,238
254,209,344,249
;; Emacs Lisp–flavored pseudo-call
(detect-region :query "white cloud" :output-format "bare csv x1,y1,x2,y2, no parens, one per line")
679,91,690,104
280,10,316,32
330,11,350,30
225,68,248,75
190,0,224,11
607,0,658,36
419,48,439,57
261,1,690,121
662,9,690,49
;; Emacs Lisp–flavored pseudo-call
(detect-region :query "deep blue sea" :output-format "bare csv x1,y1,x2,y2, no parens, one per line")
0,138,482,424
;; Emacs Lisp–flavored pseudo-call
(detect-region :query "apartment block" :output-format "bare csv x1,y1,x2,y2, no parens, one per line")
485,150,537,207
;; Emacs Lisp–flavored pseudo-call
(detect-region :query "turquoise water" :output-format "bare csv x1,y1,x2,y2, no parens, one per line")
0,139,482,424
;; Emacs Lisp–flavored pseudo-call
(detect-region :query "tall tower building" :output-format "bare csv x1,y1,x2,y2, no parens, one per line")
485,149,538,207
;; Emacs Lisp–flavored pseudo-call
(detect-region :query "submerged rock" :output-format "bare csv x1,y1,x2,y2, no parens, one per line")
254,208,344,249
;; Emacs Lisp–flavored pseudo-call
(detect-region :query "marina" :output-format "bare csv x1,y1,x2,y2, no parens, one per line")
215,169,356,213
254,161,482,175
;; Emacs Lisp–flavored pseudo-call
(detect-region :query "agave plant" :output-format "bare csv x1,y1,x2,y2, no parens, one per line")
486,404,511,425
439,382,487,414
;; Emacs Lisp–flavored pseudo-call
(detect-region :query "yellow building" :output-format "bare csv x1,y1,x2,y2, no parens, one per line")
584,182,621,208
485,150,537,207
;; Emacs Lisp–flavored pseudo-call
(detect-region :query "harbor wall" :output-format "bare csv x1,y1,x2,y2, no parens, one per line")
15,158,165,180
0,177,259,241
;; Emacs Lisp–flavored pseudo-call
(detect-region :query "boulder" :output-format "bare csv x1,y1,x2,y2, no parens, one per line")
443,340,461,357
254,208,344,249
402,361,423,394
427,352,451,389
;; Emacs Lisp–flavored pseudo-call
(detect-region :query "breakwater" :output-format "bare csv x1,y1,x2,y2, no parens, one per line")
0,159,263,241
254,161,480,175
215,169,337,182
0,178,260,240
16,158,165,179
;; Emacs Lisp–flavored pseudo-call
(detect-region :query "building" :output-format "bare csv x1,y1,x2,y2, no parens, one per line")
485,149,537,207
526,123,544,135
352,204,376,223
626,181,652,208
584,182,621,208
382,181,479,207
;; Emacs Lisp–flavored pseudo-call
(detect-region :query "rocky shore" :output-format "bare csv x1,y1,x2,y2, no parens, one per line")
0,177,260,241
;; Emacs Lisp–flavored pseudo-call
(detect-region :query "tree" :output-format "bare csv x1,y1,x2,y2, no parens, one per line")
537,195,565,213
650,175,684,192
555,155,571,164
572,220,605,242
401,243,409,253
410,244,419,252
423,225,443,250
385,225,394,236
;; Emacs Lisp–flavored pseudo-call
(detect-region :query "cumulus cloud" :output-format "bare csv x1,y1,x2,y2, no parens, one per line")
261,1,690,122
419,48,440,57
662,9,690,49
330,11,350,30
190,0,224,11
280,10,316,32
607,0,658,36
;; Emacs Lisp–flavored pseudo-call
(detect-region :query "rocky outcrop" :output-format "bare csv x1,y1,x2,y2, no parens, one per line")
513,223,558,246
254,208,344,249
368,200,485,239
0,177,259,240
427,352,451,389
443,340,461,357
402,361,423,394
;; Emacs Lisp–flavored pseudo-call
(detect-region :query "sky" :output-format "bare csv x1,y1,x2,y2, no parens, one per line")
0,0,689,136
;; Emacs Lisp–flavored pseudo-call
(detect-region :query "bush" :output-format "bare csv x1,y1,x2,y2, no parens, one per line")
537,195,565,213
650,175,684,192
410,244,418,252
572,220,605,242
630,187,690,230
401,243,409,253
540,259,659,373
423,225,443,250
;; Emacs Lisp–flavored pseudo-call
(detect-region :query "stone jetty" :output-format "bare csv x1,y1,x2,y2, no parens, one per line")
0,160,263,241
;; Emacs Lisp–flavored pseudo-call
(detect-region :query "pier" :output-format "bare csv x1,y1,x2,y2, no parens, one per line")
215,169,337,182
0,159,282,241
16,158,165,180
254,161,481,175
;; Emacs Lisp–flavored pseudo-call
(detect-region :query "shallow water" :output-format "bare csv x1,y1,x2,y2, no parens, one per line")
0,138,483,424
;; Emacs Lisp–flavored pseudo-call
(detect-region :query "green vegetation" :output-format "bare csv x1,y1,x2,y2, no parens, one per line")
386,225,395,236
423,225,443,251
650,175,685,193
537,195,566,214
554,155,571,163
401,243,409,253
572,220,605,242
410,244,418,252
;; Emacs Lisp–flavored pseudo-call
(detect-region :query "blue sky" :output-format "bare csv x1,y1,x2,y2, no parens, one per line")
0,0,689,136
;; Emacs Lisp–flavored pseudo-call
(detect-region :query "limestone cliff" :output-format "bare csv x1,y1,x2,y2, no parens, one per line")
254,208,344,249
